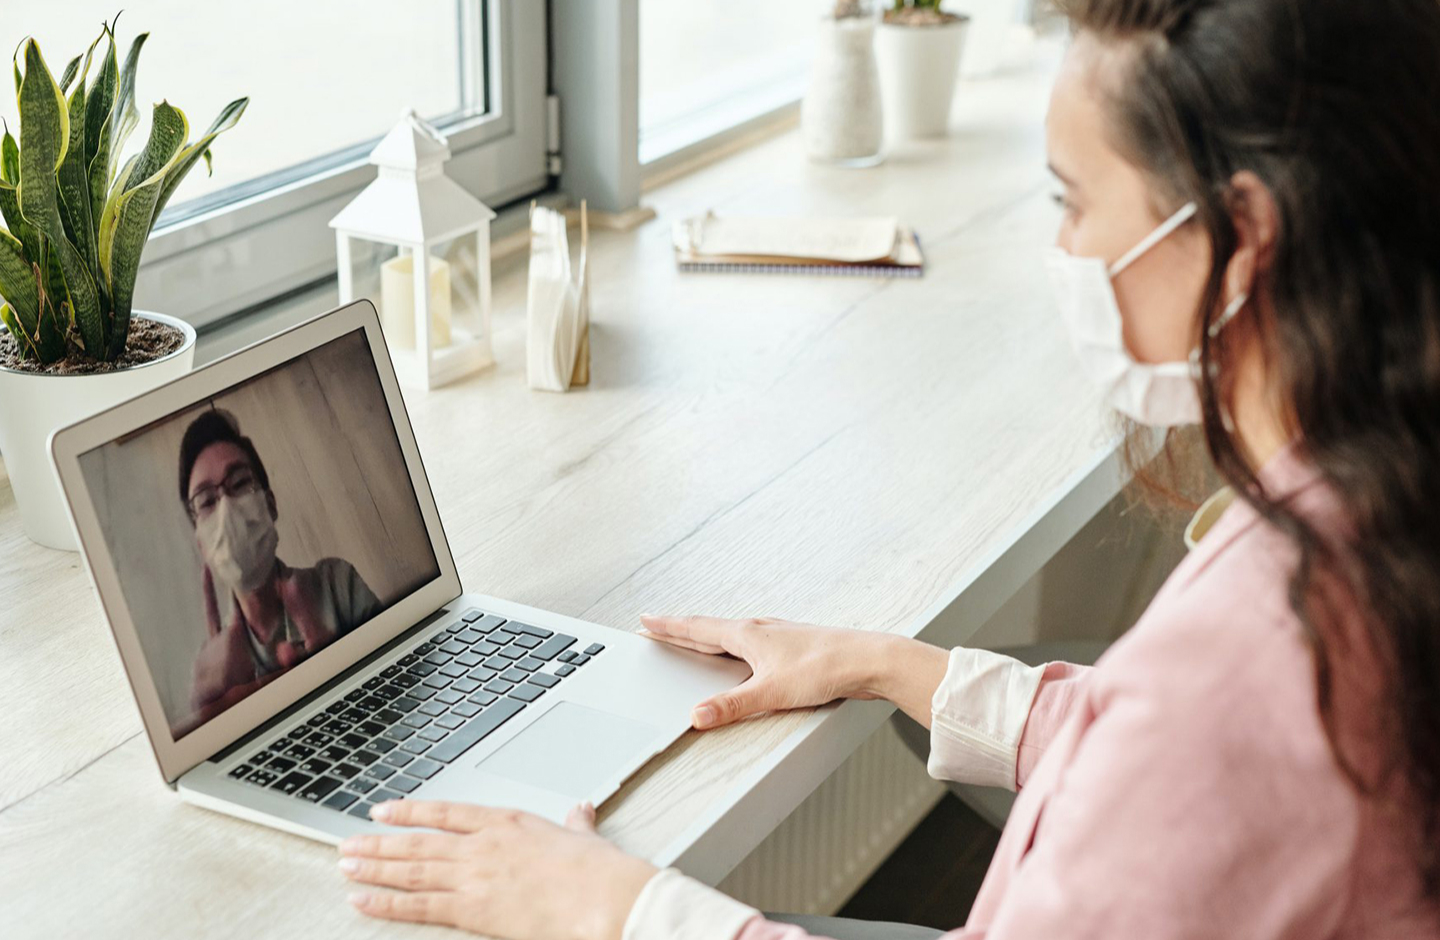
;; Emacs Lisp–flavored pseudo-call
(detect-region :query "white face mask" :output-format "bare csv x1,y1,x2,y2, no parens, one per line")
196,489,278,593
1044,202,1247,427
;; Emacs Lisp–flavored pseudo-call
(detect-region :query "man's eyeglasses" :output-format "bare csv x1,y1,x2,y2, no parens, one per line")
187,468,261,518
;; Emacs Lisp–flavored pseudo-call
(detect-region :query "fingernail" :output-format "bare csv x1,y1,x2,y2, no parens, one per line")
370,802,392,821
639,613,657,623
348,892,370,907
582,800,595,814
338,857,360,874
693,705,716,728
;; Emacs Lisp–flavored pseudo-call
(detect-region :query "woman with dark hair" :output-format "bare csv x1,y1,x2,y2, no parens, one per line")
331,1,1440,937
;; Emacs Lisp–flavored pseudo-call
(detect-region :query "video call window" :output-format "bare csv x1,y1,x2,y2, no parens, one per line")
78,330,441,740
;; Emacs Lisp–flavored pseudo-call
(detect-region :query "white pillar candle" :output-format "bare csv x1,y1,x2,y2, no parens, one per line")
380,252,452,350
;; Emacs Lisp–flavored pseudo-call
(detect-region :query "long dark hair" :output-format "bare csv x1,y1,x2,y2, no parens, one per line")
1060,0,1440,898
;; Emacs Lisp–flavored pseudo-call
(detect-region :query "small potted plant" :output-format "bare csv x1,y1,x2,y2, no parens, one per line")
875,0,970,139
0,21,247,549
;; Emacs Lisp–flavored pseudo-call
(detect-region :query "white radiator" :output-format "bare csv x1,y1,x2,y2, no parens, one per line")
716,721,945,916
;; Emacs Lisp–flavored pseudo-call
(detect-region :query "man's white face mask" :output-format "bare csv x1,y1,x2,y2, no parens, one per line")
197,489,278,593
1044,201,1247,427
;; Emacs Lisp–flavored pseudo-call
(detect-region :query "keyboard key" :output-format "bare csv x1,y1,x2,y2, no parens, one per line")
363,764,397,781
436,689,465,705
299,776,342,802
557,650,577,663
570,654,591,667
528,672,560,689
452,677,482,693
284,744,316,760
555,663,576,677
347,801,376,819
350,777,378,794
402,714,431,729
439,663,468,679
428,699,526,763
392,674,420,689
383,725,416,742
410,663,438,677
407,758,443,780
374,685,402,702
376,708,405,725
483,656,510,672
333,762,363,780
583,643,605,656
389,775,422,794
393,696,421,712
475,641,502,657
324,790,359,811
509,683,546,703
513,622,554,639
423,652,451,666
468,690,499,707
473,614,507,632
381,664,402,678
247,769,279,787
484,679,515,695
251,750,277,765
533,634,577,661
399,654,419,666
306,713,329,728
418,727,449,742
228,764,253,780
305,731,334,747
344,690,366,704
383,751,415,768
369,737,398,754
341,708,367,724
452,701,482,717
422,674,452,690
272,771,312,795
419,701,447,717
456,651,483,668
325,701,349,716
440,641,467,656
371,787,405,803
498,647,526,661
357,720,386,737
461,609,483,622
515,657,543,673
338,732,367,749
512,635,542,650
435,714,465,730
456,630,483,645
300,757,332,775
323,719,352,735
501,668,529,684
351,749,382,767
414,642,435,656
267,756,297,773
401,739,432,755
410,686,437,701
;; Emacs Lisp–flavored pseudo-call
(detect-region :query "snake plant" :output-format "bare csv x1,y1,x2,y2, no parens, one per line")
0,22,247,364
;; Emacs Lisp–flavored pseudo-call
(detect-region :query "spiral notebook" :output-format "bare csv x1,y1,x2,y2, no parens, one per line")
672,212,924,278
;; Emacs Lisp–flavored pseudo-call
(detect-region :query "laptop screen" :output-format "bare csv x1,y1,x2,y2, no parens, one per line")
77,329,441,741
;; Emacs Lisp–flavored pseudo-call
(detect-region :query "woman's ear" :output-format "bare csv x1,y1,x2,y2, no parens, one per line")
267,490,278,521
1223,170,1280,306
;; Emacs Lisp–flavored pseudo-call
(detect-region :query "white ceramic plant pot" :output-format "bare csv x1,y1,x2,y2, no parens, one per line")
801,15,885,167
876,16,970,140
0,311,196,551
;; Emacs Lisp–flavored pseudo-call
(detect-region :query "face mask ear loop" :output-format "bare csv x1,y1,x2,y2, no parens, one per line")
1107,201,1199,277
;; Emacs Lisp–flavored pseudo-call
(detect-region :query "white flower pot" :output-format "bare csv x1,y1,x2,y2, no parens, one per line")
801,15,885,167
0,311,196,551
876,16,970,140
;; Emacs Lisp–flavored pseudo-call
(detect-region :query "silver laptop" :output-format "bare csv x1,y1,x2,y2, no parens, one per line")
49,300,749,842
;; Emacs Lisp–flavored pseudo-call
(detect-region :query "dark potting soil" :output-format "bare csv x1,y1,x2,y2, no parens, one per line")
0,317,186,375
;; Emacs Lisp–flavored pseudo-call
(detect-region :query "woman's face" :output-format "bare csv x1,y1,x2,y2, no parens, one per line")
1045,32,1212,365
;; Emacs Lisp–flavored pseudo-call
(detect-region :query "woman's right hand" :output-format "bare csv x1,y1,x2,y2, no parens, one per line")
639,614,945,730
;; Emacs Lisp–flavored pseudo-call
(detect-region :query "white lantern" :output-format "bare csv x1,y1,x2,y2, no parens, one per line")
329,109,497,390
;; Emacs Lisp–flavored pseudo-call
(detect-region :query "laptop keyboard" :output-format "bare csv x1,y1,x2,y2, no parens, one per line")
224,609,606,820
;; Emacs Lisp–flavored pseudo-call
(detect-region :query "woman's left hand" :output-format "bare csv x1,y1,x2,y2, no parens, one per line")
338,799,658,940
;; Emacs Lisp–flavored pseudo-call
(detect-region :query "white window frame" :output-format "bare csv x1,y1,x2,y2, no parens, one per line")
137,0,549,330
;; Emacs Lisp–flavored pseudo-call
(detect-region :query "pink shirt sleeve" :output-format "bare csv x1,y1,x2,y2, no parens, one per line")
1014,661,1091,787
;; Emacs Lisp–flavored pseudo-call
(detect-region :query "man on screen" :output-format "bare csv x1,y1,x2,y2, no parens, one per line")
179,409,382,716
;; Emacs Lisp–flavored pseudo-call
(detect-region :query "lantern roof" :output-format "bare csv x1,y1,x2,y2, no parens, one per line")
329,109,497,245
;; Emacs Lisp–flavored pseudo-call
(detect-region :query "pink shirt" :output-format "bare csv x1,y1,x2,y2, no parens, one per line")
623,445,1438,940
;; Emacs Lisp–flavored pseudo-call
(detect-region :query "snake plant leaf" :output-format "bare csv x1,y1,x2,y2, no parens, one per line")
0,183,38,262
0,302,34,358
85,27,119,227
59,50,98,275
109,32,148,177
151,96,248,225
97,152,137,281
0,125,18,185
104,102,188,357
58,54,82,94
0,228,40,329
16,38,71,237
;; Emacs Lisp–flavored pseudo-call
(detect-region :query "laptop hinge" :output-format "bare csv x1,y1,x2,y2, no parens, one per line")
208,603,458,765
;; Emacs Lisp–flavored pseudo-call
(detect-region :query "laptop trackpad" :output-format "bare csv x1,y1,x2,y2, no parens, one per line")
476,702,664,799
